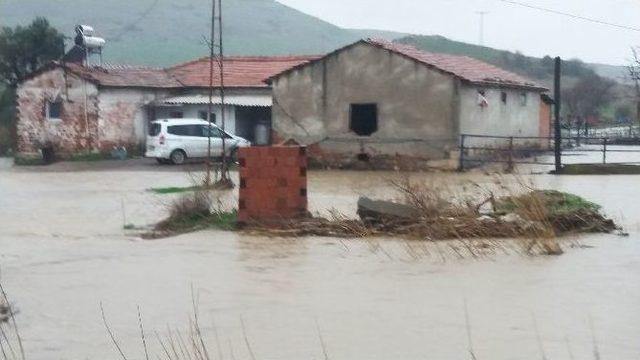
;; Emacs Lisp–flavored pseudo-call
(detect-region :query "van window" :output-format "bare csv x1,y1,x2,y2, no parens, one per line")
168,125,200,137
148,123,161,136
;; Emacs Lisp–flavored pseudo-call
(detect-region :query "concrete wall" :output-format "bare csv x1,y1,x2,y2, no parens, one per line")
458,87,542,147
97,88,171,152
272,42,460,163
16,68,99,157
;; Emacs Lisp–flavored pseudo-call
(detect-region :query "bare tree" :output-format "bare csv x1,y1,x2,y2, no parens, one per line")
627,47,640,131
564,73,615,140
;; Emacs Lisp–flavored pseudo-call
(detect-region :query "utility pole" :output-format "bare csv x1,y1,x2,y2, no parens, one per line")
205,0,233,188
476,11,488,46
554,57,562,173
217,0,232,187
205,0,216,186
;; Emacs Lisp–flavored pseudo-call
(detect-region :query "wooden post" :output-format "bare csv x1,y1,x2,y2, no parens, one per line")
603,137,607,164
507,136,514,172
458,134,466,172
554,57,562,173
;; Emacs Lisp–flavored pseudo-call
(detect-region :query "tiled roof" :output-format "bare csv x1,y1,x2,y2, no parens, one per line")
367,39,545,90
167,56,321,88
64,62,182,88
269,39,546,91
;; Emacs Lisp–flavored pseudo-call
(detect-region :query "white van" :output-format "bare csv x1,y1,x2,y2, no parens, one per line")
145,119,251,165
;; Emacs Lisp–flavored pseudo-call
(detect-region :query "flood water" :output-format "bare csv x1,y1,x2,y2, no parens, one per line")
0,158,639,359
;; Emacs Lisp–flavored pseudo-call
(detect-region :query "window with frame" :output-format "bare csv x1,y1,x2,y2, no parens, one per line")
350,103,378,136
198,111,217,124
501,92,508,104
520,92,527,106
46,100,63,120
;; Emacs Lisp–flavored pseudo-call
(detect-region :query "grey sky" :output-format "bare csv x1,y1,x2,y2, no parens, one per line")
277,0,640,65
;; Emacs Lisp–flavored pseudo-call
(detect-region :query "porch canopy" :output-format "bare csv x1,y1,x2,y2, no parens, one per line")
155,94,272,107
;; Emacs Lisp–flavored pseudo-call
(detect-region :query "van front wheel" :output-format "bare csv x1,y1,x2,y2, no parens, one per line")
170,150,186,165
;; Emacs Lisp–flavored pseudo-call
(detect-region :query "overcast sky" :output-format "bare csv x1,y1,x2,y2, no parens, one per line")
277,0,640,65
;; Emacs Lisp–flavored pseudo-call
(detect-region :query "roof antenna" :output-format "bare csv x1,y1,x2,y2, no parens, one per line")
475,11,488,46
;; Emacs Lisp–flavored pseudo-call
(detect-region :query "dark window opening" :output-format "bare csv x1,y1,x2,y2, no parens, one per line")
47,100,62,119
198,111,217,124
350,103,378,136
169,111,183,119
501,92,507,104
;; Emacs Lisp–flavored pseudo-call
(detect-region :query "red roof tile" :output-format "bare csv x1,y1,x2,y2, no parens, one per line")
168,56,321,88
367,39,545,90
64,62,182,88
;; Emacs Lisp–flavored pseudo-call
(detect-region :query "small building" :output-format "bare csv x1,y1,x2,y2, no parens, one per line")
268,39,549,168
15,56,317,159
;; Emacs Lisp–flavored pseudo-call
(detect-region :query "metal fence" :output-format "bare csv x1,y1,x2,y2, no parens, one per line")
458,134,640,171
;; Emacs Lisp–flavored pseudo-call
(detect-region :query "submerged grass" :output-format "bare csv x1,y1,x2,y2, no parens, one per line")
145,190,237,238
149,186,203,195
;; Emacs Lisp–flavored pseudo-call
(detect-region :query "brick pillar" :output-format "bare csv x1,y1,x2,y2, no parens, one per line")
238,146,308,223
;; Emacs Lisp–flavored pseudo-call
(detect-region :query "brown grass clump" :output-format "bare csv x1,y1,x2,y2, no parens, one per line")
155,191,213,232
243,176,618,256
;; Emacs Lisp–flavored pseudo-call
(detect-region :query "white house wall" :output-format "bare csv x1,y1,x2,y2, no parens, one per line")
97,88,171,151
154,104,237,135
458,86,542,147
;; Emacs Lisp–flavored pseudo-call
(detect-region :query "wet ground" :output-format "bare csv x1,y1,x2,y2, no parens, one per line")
1,157,639,359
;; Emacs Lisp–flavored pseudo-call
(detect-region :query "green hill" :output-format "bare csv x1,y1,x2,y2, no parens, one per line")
0,0,627,83
0,0,368,66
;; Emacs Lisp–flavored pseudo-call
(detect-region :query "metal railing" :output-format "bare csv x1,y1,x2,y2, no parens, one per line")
458,134,640,172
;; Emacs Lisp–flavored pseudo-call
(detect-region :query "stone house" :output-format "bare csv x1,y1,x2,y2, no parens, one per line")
15,56,316,159
268,39,549,168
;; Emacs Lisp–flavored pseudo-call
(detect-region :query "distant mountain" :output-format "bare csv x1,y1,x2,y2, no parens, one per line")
0,0,399,66
0,0,626,83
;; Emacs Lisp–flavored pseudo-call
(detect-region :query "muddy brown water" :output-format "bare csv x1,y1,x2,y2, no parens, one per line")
0,158,639,359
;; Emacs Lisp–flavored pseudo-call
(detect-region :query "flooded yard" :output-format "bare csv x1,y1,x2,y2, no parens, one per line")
0,159,639,359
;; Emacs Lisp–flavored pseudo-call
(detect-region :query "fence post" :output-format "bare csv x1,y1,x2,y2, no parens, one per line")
458,134,466,172
603,137,607,164
507,137,514,172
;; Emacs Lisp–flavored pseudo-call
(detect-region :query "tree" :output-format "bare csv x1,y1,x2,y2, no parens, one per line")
564,74,615,135
0,17,64,154
0,17,65,86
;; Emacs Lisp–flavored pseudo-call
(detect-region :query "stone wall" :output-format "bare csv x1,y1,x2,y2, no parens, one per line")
97,88,171,153
16,68,99,157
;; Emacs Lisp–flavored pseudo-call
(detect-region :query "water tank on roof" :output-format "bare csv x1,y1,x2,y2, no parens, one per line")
75,25,94,36
74,24,105,50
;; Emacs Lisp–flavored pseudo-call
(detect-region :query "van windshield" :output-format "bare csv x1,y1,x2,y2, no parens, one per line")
149,123,161,136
